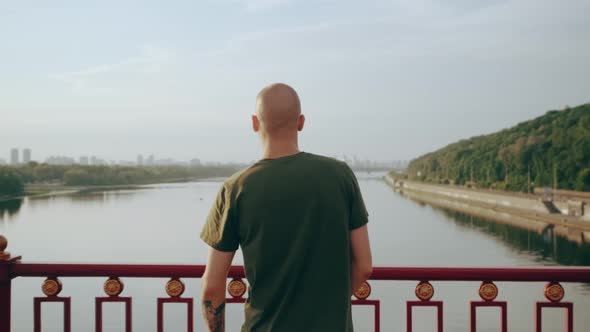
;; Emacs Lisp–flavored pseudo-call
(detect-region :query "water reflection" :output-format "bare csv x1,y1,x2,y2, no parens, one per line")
0,198,23,220
435,208,590,266
26,188,143,208
0,188,147,221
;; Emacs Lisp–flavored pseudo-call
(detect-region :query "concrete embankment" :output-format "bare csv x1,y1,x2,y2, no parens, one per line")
384,175,590,244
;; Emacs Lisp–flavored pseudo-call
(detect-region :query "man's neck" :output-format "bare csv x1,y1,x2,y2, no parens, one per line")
261,139,300,159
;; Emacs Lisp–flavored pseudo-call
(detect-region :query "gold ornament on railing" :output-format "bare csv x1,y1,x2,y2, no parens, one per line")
353,281,372,300
41,277,62,297
544,282,565,302
0,235,11,260
478,282,499,302
104,277,124,297
415,281,434,301
165,278,185,298
228,279,247,298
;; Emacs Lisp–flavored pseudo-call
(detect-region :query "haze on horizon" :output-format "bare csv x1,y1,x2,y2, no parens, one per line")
1,0,589,164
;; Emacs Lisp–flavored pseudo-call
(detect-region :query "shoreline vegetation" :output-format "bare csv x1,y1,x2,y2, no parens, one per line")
404,103,590,193
0,163,243,202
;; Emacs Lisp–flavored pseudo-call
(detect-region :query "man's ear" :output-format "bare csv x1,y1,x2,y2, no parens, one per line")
297,114,305,131
252,115,260,133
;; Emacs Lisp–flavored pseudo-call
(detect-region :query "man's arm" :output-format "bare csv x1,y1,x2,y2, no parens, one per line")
350,224,372,293
201,248,235,332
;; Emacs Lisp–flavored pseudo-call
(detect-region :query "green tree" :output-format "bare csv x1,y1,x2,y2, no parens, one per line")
575,169,590,192
63,169,92,185
0,171,25,196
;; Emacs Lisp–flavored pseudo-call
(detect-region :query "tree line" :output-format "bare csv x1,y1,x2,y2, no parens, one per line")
0,172,24,197
0,163,242,197
405,103,590,192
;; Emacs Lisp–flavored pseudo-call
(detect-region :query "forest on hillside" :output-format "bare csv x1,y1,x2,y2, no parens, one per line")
406,103,590,192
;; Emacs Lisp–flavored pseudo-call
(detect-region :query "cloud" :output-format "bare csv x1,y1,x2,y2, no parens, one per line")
244,0,292,11
223,0,293,11
50,45,176,93
203,14,406,59
207,0,590,64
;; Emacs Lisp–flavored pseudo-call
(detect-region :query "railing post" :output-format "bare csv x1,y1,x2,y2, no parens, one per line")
0,265,10,332
0,235,21,332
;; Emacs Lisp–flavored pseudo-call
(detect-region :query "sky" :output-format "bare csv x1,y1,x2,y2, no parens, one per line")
1,0,589,163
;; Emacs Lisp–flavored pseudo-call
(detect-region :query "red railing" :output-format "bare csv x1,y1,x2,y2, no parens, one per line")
2,237,590,331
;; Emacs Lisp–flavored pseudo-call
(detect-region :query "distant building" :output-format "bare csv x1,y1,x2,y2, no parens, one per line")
146,155,155,166
154,158,175,165
10,148,18,165
79,156,89,165
23,148,31,163
137,154,144,166
190,158,201,166
86,156,106,165
0,158,6,165
45,156,76,165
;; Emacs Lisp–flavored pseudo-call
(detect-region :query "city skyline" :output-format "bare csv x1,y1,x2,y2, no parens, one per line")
1,147,406,168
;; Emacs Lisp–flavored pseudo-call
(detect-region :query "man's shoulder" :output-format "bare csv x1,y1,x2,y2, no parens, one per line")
303,153,354,176
223,164,257,188
222,153,353,188
302,152,350,169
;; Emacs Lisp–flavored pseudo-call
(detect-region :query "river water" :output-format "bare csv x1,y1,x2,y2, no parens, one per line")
1,173,589,331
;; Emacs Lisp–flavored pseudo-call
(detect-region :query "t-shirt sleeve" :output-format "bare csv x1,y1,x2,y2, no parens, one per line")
200,183,240,252
348,168,369,230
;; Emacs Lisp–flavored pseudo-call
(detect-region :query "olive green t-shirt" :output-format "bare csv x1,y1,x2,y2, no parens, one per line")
201,152,369,332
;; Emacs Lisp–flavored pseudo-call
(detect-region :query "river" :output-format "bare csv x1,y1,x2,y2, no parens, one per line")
1,173,589,331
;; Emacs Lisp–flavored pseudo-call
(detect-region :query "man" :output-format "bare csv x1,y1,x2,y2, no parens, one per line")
200,83,372,332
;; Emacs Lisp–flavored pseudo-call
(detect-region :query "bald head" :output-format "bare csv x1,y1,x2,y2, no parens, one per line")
255,83,302,135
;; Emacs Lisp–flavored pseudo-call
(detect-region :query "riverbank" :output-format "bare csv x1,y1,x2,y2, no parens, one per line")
0,163,242,202
384,175,590,244
0,177,208,203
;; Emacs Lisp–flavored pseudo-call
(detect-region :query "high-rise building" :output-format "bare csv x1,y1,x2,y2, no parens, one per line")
90,156,97,165
23,148,31,163
146,155,155,166
137,154,144,166
10,148,18,165
79,156,89,165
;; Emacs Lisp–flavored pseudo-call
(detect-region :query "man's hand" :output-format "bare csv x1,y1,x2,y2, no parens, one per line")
201,248,236,332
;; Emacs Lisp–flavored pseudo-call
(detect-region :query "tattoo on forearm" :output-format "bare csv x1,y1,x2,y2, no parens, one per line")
202,300,226,332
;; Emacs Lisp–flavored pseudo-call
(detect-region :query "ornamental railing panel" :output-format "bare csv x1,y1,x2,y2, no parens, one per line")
1,235,589,332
